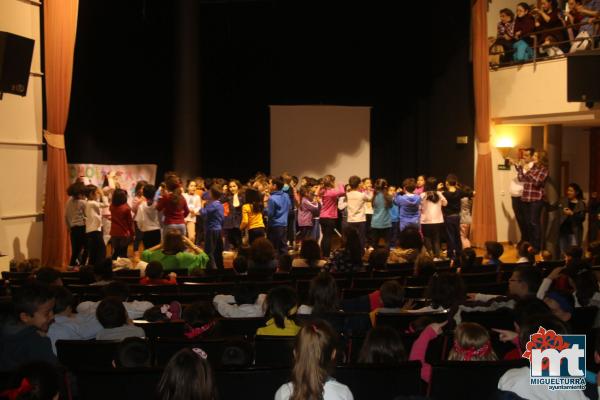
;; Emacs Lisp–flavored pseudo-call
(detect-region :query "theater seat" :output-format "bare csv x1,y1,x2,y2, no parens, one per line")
218,317,267,337
429,359,529,400
254,335,296,366
216,366,291,400
376,311,448,331
73,367,163,400
56,340,123,369
153,337,232,367
334,362,423,398
133,321,186,339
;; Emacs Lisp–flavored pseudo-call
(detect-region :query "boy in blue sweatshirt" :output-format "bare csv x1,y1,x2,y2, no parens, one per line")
394,178,422,232
201,185,225,269
267,177,292,257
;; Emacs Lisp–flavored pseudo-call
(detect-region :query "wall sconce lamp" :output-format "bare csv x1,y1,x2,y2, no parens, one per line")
495,137,515,170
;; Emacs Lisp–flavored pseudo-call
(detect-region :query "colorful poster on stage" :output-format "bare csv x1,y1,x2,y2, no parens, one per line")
67,163,157,200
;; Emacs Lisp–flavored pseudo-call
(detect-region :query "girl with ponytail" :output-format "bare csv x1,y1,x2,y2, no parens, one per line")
275,320,353,400
156,175,189,236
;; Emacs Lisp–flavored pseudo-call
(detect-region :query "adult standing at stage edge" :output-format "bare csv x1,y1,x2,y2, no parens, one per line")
509,147,534,245
513,151,549,253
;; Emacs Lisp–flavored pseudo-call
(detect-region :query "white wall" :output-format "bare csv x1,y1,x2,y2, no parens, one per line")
0,1,44,268
270,105,370,184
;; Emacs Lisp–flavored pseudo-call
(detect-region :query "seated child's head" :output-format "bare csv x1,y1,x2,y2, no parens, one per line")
142,301,182,323
398,226,423,251
308,272,338,315
96,297,128,329
573,269,599,307
93,258,114,282
543,291,574,322
291,320,338,395
232,256,249,275
299,239,321,265
182,302,218,339
250,238,275,264
518,314,568,354
380,280,404,308
265,286,298,329
500,7,515,22
368,247,390,270
3,361,60,400
145,261,164,280
518,242,535,263
233,284,259,305
508,266,543,298
485,241,504,261
448,322,497,361
540,250,553,262
13,283,55,333
512,297,552,331
102,281,130,302
414,254,435,278
402,178,416,194
565,246,584,265
52,286,74,316
157,348,216,400
358,326,406,364
278,254,293,273
426,273,466,309
35,267,63,287
459,247,478,270
115,337,152,368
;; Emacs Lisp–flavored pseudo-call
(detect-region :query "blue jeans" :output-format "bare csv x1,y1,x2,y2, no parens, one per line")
513,40,533,61
204,229,223,269
268,225,288,257
164,224,186,236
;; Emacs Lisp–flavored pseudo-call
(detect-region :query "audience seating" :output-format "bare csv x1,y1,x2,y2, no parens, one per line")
376,311,448,331
153,337,230,367
70,367,163,400
219,317,267,337
134,321,186,339
114,269,141,277
460,271,499,284
465,282,508,295
352,277,400,289
429,359,529,400
56,339,124,369
571,306,599,335
254,335,296,366
335,362,423,399
215,366,291,400
461,308,514,331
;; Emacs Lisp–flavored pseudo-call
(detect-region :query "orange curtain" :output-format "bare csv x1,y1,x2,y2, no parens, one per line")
470,0,497,246
41,0,79,268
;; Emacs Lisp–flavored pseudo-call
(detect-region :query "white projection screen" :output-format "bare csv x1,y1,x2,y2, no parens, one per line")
270,105,370,184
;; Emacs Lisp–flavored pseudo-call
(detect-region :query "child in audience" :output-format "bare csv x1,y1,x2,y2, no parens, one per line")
0,283,57,369
292,239,325,268
114,337,152,368
394,178,421,233
358,325,406,364
494,8,515,63
412,254,435,282
201,185,225,269
213,285,266,318
275,320,353,400
183,180,202,244
140,261,177,285
540,249,553,262
109,188,135,260
298,272,339,316
182,302,220,339
77,281,153,319
156,348,217,400
95,297,146,340
512,3,536,61
47,286,102,354
369,280,406,324
240,188,266,245
325,226,364,273
484,241,504,268
0,361,60,400
232,255,249,275
34,267,63,287
248,237,277,272
135,184,162,249
387,226,422,264
516,241,535,264
458,247,479,272
257,286,300,336
84,184,108,265
410,321,497,383
346,175,372,248
420,177,447,260
417,272,466,313
90,258,115,286
368,246,390,271
65,181,87,266
141,301,182,322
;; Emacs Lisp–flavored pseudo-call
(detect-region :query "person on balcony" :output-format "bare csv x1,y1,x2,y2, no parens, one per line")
512,3,536,61
532,0,568,55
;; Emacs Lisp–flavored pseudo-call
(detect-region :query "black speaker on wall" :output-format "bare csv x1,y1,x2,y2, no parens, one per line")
0,31,35,97
567,49,600,103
